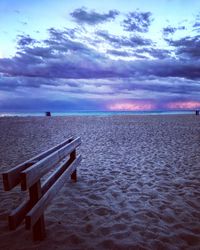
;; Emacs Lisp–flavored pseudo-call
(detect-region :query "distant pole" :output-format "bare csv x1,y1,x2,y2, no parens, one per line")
45,111,51,117
195,110,199,115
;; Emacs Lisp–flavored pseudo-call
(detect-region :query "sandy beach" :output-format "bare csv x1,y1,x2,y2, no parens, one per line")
0,115,200,250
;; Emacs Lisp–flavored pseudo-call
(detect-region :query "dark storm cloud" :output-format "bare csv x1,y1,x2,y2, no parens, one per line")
107,49,149,59
167,35,200,59
106,49,131,57
20,46,55,59
1,23,200,108
0,76,61,91
0,77,21,91
64,28,81,39
17,35,36,46
163,25,185,36
0,96,104,112
113,77,200,96
128,36,152,46
44,28,105,60
1,47,200,82
138,59,200,79
47,27,82,41
0,35,110,80
96,30,152,47
135,48,171,59
70,7,119,25
122,11,153,32
163,26,176,36
103,77,200,98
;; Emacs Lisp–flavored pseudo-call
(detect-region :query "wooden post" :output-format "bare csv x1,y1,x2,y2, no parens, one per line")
28,180,46,240
70,150,77,182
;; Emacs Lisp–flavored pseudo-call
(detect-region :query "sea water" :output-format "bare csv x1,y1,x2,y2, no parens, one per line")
0,110,194,117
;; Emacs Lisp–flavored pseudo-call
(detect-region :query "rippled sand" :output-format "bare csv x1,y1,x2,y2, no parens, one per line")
0,115,200,249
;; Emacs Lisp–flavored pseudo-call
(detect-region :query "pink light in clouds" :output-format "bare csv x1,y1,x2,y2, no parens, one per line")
167,101,200,110
107,102,154,111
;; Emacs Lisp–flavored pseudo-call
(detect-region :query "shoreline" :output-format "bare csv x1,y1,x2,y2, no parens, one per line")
0,110,197,118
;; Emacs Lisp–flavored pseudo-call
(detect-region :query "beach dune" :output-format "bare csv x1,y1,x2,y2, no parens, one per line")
0,115,200,249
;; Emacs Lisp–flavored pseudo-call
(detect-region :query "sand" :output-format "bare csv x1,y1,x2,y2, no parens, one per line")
0,114,200,250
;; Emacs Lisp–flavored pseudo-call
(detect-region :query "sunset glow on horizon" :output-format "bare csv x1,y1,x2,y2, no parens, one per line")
107,100,200,111
107,102,155,111
167,101,200,110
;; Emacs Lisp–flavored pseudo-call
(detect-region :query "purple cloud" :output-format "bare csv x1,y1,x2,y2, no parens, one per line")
1,16,200,112
70,7,119,25
122,11,153,32
163,25,185,36
17,35,36,46
166,35,200,60
96,30,152,47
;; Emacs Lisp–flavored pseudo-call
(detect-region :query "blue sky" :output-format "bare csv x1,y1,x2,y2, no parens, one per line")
0,0,200,112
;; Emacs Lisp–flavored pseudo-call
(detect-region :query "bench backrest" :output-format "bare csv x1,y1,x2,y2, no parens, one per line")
21,137,81,190
2,137,74,191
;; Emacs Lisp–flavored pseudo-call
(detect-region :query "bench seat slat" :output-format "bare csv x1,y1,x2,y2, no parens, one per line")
25,155,82,229
2,137,73,191
8,199,31,230
21,137,81,190
42,157,73,195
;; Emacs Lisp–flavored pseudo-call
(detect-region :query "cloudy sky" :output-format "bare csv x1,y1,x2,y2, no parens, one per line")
0,0,200,112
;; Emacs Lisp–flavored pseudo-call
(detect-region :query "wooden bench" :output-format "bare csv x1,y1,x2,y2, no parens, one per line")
2,137,81,241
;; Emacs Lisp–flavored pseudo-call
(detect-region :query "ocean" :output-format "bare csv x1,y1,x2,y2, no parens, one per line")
0,110,195,117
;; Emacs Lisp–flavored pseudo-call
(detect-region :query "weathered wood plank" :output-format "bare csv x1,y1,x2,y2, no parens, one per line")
70,150,77,182
8,199,31,230
3,162,34,191
21,137,81,190
8,156,74,230
29,180,45,240
2,137,73,191
42,157,74,194
25,155,82,229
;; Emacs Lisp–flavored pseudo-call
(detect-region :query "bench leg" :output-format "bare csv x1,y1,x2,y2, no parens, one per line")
71,169,77,182
70,150,77,182
33,215,46,241
29,180,46,241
